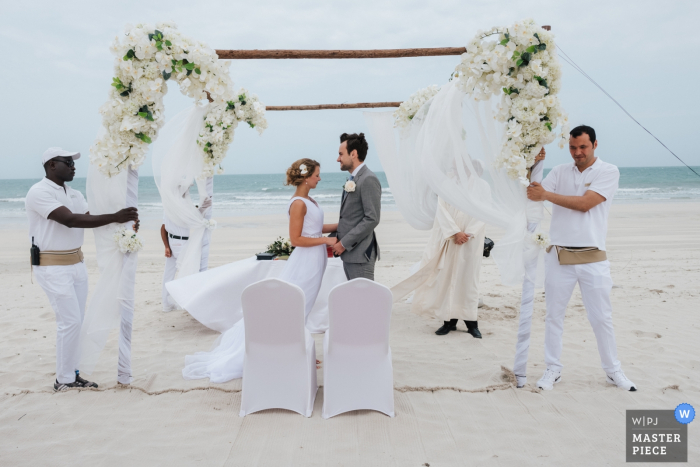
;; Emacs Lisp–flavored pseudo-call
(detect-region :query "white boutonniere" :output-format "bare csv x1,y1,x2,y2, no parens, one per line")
344,180,356,193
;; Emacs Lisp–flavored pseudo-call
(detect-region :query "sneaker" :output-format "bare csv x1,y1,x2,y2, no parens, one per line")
53,379,81,392
606,370,637,391
515,375,527,388
537,368,562,390
75,374,98,388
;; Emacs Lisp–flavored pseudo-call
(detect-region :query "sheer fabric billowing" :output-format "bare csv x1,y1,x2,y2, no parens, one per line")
152,103,214,278
80,164,138,375
365,79,544,286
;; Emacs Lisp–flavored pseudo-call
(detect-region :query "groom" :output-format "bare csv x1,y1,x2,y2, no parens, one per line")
332,133,381,280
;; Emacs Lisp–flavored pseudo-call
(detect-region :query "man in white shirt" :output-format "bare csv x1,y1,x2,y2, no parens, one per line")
26,147,138,392
527,126,637,392
160,178,213,311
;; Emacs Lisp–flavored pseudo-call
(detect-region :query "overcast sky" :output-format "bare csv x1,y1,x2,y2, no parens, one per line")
1,0,698,179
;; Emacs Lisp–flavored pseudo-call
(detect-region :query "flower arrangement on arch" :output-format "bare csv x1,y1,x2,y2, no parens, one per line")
453,19,569,185
531,231,550,248
393,85,441,128
91,22,267,178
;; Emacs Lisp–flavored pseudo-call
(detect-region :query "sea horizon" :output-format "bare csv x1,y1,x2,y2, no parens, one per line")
2,167,699,222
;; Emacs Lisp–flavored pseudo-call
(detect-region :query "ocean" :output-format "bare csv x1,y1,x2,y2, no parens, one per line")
1,167,699,222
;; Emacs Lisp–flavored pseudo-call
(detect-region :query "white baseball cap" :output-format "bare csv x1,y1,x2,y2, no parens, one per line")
42,147,81,166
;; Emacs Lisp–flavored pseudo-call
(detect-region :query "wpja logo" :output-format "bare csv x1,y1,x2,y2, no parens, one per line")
626,405,694,462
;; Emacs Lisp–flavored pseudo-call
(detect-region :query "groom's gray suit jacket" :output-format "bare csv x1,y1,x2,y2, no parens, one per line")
337,165,381,263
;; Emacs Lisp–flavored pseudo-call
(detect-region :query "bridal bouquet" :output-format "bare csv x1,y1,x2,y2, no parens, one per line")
114,227,144,253
91,22,267,178
452,19,569,185
393,85,441,128
266,237,295,258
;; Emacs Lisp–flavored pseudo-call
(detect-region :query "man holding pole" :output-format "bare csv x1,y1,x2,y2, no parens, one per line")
526,126,637,391
26,147,139,391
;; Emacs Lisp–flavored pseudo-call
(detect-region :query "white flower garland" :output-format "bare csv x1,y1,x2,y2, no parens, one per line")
393,85,440,128
453,19,569,186
91,22,267,178
113,227,144,253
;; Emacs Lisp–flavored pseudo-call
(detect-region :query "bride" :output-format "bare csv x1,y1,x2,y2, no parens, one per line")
182,158,338,383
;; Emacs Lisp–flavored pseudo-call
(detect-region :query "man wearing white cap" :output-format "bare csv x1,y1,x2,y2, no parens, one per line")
26,147,139,391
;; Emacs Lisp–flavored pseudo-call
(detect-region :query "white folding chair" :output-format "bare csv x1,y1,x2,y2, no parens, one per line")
322,278,395,419
239,278,318,417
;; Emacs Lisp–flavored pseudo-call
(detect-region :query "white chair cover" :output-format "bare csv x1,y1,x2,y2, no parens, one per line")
239,279,318,417
322,279,395,419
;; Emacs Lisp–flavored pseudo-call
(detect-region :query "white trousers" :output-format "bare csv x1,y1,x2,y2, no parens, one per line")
34,263,89,384
162,237,209,311
543,248,621,374
513,223,539,379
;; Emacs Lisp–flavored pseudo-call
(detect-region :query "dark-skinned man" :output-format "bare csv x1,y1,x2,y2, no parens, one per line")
25,147,139,392
527,126,636,392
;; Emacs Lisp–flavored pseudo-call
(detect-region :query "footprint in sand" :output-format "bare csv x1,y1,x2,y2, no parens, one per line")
633,330,662,338
649,289,664,294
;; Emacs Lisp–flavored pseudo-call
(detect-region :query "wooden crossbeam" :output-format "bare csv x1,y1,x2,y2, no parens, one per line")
216,47,467,60
265,102,402,111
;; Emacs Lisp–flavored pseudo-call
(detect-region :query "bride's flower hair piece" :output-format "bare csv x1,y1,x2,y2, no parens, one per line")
285,158,320,186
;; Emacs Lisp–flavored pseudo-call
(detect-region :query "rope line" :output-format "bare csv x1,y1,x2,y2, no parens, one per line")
556,46,700,179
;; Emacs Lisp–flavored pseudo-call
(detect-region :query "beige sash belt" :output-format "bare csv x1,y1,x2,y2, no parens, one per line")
546,245,607,265
37,248,84,266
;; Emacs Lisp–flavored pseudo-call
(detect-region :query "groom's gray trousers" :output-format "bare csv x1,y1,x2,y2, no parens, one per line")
343,248,377,281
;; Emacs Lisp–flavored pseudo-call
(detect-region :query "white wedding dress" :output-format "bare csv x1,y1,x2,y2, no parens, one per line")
182,196,328,383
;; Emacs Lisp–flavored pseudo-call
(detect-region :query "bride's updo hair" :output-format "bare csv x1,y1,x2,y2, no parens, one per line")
285,158,320,186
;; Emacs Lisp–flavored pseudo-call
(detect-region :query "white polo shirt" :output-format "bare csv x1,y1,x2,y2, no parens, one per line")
541,158,619,251
163,215,190,238
25,178,89,251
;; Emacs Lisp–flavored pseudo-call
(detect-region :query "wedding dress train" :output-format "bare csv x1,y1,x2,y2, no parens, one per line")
182,197,328,383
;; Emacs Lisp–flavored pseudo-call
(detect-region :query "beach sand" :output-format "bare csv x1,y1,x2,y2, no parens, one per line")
1,203,698,466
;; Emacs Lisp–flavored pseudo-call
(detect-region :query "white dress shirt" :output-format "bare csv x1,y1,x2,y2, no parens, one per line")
25,178,88,251
541,158,619,251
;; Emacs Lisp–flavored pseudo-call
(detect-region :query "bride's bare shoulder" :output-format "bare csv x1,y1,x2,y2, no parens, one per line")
289,198,307,215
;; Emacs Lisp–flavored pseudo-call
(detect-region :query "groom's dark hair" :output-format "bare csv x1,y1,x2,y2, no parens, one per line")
570,125,596,144
340,133,369,161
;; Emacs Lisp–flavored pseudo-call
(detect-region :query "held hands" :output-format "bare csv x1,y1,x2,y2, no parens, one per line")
324,236,338,246
454,232,471,245
527,182,548,201
332,241,346,256
165,247,172,258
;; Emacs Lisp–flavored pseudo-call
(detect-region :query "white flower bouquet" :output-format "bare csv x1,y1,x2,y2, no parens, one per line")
451,19,569,185
91,23,267,178
393,85,441,128
113,227,144,253
531,231,550,248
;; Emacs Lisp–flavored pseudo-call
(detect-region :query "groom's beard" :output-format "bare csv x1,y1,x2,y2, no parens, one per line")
340,161,353,171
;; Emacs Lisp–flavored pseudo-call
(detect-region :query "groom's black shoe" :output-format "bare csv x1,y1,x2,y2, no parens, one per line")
75,374,98,388
435,319,458,335
464,320,482,339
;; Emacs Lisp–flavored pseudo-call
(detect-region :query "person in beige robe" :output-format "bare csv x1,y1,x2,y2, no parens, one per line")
392,197,486,337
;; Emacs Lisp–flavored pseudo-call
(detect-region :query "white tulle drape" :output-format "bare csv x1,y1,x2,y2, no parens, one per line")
80,165,138,375
365,79,544,286
152,103,215,278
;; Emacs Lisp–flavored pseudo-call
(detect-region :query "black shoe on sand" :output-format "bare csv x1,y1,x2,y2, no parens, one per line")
75,374,98,388
464,320,482,339
53,379,82,392
435,319,458,335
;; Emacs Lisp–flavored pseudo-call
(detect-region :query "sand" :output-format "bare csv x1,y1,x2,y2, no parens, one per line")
1,202,699,466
